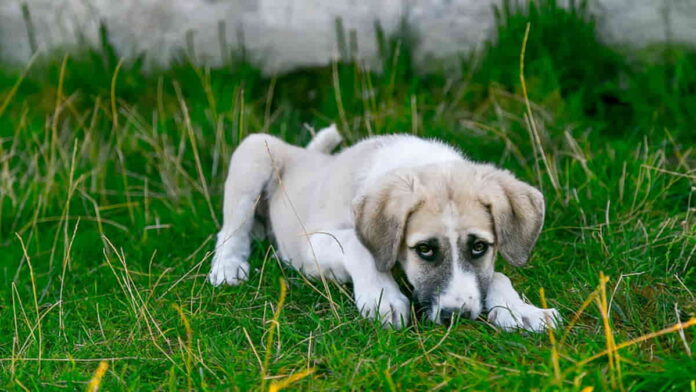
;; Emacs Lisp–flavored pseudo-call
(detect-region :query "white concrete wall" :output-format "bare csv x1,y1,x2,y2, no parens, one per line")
1,0,695,73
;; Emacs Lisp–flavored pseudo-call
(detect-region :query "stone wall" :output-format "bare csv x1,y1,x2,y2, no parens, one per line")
1,0,694,73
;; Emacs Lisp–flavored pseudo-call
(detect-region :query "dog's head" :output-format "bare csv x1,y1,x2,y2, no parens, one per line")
354,161,544,324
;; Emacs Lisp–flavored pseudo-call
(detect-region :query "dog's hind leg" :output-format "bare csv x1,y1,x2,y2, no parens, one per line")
209,134,293,286
306,124,342,153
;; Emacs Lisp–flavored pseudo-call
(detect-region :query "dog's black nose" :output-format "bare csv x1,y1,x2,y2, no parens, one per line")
439,308,470,324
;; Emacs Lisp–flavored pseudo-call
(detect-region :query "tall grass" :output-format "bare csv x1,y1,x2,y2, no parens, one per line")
0,1,694,390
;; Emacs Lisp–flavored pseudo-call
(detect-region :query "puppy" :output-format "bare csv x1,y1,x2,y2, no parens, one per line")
209,125,559,331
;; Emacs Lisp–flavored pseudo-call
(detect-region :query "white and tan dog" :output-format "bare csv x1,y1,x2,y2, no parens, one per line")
209,125,559,331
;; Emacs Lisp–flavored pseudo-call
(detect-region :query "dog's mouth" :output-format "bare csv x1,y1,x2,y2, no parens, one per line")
429,306,481,324
416,298,483,325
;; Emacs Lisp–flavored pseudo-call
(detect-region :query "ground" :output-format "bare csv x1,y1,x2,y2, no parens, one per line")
0,2,695,391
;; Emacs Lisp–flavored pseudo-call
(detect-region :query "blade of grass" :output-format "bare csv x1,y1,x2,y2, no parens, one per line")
261,278,288,390
519,22,560,195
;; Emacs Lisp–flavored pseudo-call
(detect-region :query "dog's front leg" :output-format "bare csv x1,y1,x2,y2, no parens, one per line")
485,272,560,332
312,229,410,328
350,264,410,329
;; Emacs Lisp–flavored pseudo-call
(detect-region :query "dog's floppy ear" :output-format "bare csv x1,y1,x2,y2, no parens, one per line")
485,171,545,267
354,173,421,272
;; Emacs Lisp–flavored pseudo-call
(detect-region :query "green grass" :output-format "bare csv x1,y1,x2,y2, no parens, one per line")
1,1,695,390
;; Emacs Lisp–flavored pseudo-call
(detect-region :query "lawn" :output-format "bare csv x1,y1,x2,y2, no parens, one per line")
1,1,695,390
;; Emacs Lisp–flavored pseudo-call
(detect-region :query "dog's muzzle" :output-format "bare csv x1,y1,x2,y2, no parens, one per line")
437,307,478,324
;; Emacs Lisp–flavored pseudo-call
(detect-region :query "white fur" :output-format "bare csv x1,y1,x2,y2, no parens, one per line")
486,272,560,332
355,136,462,199
431,268,482,321
429,202,483,321
210,129,558,331
306,124,343,153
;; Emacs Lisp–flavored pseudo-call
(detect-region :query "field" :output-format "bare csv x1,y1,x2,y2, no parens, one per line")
1,1,695,390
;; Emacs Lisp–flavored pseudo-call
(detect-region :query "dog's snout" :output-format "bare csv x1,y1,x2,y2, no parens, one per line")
439,308,472,324
439,308,455,324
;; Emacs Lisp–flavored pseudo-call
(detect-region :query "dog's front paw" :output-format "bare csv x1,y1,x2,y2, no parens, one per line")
488,304,560,332
356,288,410,329
209,253,250,286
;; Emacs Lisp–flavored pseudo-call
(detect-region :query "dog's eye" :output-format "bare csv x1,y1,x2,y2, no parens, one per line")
414,243,437,261
471,241,488,258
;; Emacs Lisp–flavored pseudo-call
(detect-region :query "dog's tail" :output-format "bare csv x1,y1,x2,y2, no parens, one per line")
306,124,342,153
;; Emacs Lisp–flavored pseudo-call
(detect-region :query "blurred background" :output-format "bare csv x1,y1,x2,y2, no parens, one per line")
2,0,696,73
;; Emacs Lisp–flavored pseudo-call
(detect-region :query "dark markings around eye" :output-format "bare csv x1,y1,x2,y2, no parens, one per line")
412,238,453,306
411,238,440,262
459,234,493,261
